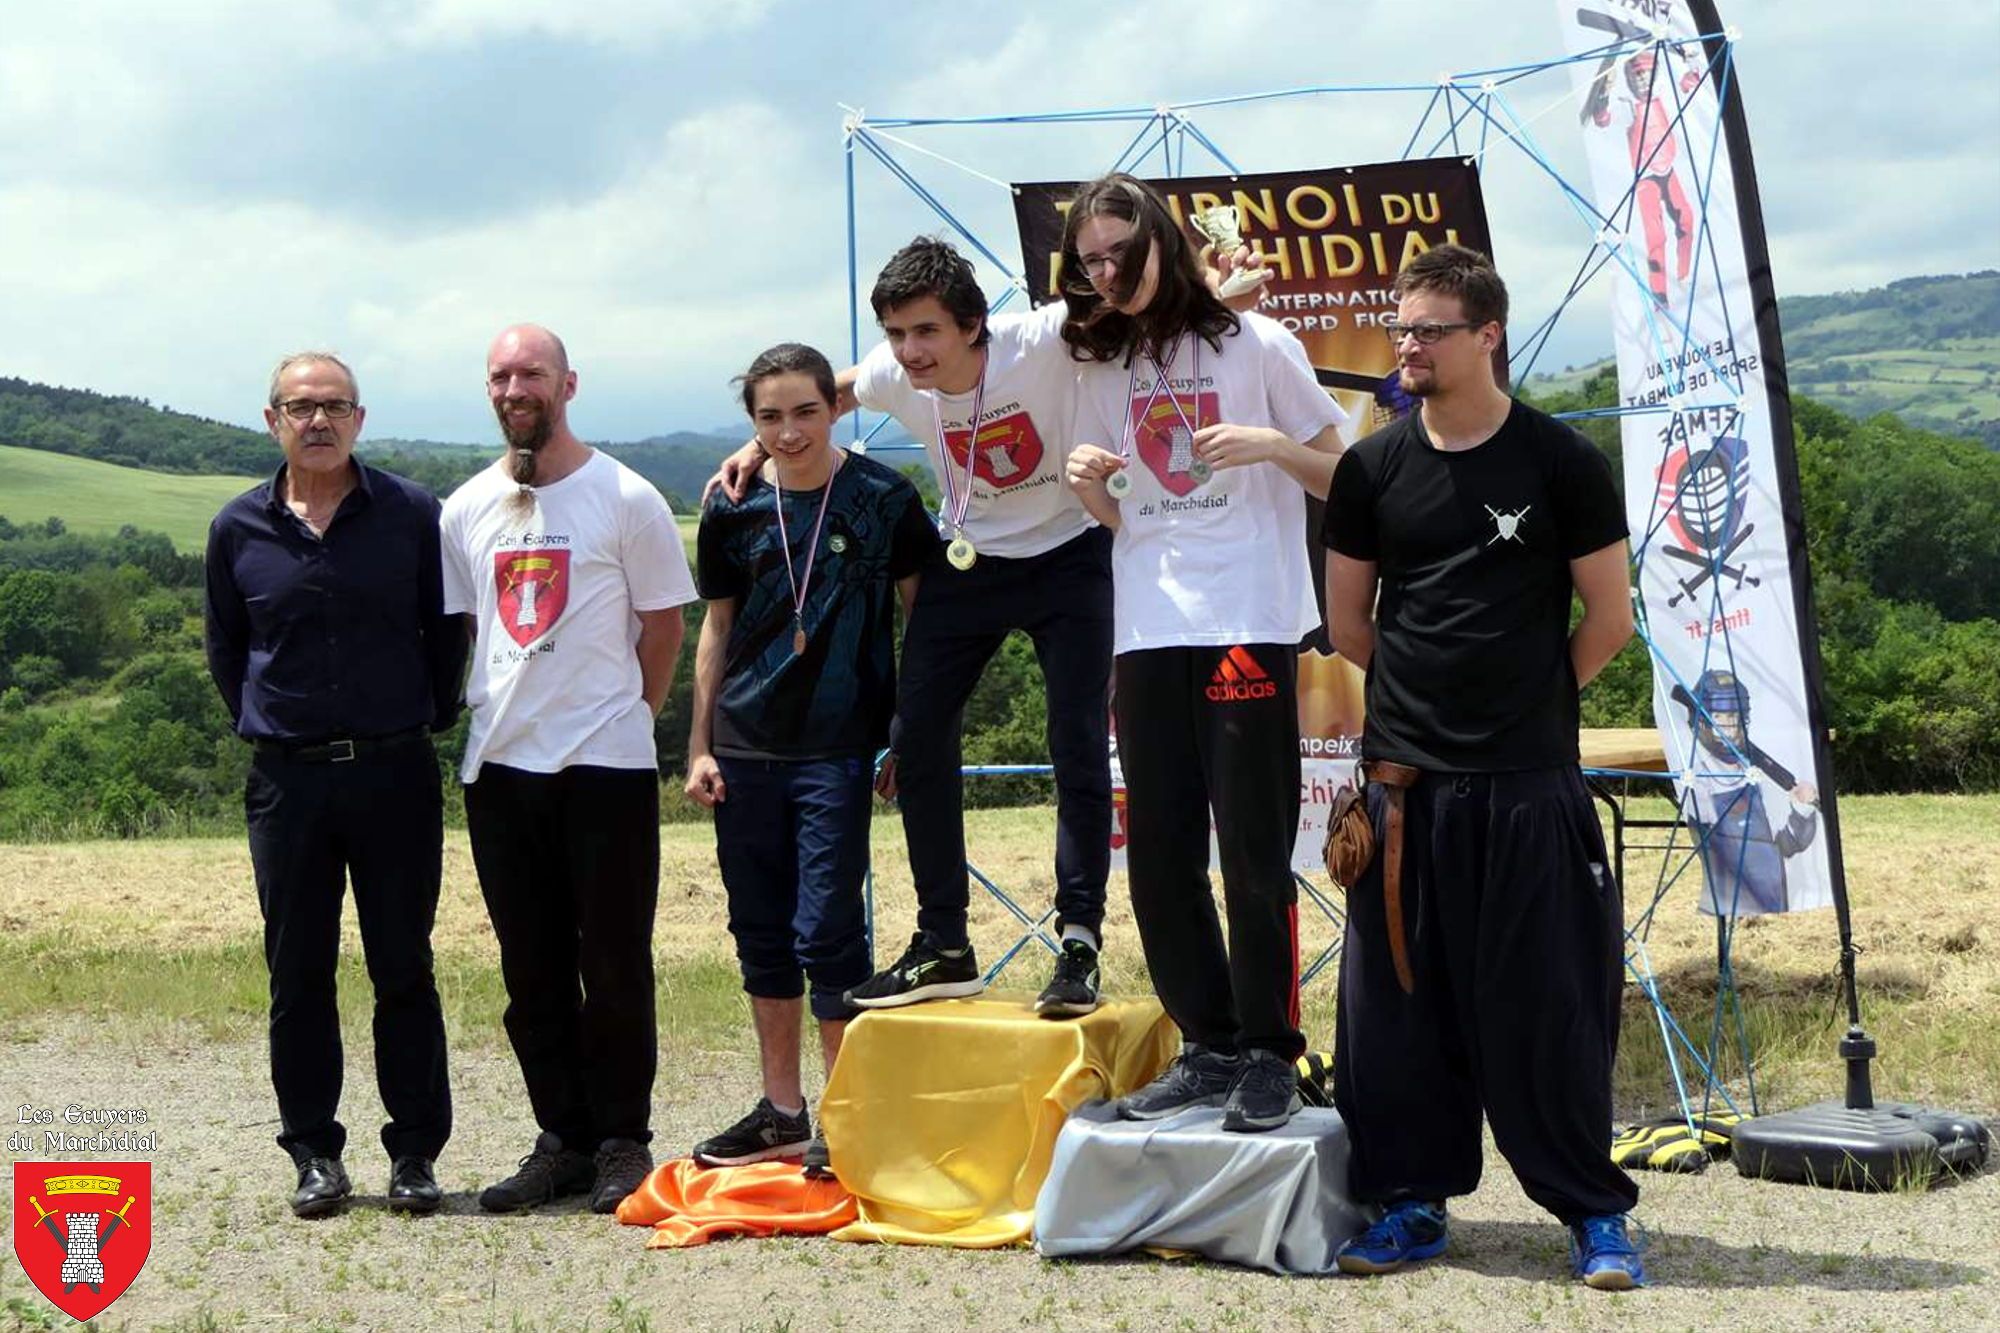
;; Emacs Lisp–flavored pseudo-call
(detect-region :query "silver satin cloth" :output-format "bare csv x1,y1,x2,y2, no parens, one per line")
1032,1101,1377,1275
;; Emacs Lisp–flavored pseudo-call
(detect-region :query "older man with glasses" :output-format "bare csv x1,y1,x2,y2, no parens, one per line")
204,351,466,1219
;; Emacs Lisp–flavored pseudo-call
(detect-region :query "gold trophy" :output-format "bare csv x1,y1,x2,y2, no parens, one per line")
1191,205,1269,300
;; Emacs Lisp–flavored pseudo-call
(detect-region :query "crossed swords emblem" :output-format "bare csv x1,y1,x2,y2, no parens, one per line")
29,1193,136,1293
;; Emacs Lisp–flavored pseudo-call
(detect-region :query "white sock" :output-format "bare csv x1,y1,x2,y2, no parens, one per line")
1061,924,1099,951
770,1100,805,1119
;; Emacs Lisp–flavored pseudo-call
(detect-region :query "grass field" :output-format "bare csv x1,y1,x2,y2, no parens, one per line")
0,444,253,552
0,443,704,558
1,794,1994,1330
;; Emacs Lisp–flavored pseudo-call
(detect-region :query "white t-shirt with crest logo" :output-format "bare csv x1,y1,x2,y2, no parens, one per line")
1072,312,1351,655
440,450,697,781
853,301,1091,559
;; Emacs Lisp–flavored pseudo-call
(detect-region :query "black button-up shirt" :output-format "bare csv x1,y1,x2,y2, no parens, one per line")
204,460,466,742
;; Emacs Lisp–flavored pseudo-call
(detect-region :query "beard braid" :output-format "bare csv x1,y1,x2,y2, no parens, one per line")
505,449,538,518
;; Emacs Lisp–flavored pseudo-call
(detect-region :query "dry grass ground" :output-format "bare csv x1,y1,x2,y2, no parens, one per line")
1,793,1995,1331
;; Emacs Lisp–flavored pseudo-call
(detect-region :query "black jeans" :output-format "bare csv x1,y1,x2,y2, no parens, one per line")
1113,643,1303,1059
245,738,450,1165
1333,765,1640,1223
895,525,1113,949
464,763,661,1148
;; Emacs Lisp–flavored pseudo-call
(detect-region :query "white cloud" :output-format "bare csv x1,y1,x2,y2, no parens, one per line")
0,0,1992,439
392,0,774,48
0,100,843,437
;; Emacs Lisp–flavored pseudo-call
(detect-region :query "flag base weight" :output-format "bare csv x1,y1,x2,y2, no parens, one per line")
1732,1100,1990,1191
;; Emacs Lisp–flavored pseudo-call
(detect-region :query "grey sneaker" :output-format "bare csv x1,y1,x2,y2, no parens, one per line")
1117,1044,1241,1120
692,1099,812,1168
589,1137,654,1214
802,1135,832,1180
1222,1049,1303,1132
478,1132,595,1212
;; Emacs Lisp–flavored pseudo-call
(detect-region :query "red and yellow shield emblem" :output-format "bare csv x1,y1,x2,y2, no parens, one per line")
12,1162,152,1323
1130,391,1220,497
942,409,1045,488
494,548,570,647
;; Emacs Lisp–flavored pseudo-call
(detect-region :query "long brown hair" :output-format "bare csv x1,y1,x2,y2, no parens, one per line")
1058,173,1238,366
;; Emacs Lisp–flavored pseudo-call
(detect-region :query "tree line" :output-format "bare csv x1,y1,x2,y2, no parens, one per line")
1,393,1995,838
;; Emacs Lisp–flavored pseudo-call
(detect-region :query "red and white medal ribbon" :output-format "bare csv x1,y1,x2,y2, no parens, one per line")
773,455,840,656
1116,335,1207,495
931,369,987,570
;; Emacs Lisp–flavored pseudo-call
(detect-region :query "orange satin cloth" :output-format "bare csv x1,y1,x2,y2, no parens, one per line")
820,993,1176,1248
615,1158,857,1248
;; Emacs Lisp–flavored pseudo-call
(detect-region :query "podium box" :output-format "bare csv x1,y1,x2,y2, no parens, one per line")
820,995,1175,1247
1034,1102,1375,1275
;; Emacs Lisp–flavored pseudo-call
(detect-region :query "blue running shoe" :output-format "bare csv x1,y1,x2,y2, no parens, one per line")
1335,1200,1449,1275
1570,1213,1647,1290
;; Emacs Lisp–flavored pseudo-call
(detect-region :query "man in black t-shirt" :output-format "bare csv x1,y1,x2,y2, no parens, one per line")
1320,246,1647,1290
686,344,938,1173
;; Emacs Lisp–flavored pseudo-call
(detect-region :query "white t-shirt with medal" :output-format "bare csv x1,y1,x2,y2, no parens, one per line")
1072,311,1351,655
440,450,698,781
852,300,1091,559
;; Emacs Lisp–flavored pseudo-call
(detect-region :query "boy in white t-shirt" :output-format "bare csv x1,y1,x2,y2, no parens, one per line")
1063,174,1349,1133
440,324,698,1216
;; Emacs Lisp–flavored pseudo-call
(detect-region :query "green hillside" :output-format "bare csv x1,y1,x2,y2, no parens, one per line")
1524,271,2000,447
0,444,251,552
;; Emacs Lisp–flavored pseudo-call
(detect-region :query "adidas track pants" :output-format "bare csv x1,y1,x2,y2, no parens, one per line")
1113,643,1303,1060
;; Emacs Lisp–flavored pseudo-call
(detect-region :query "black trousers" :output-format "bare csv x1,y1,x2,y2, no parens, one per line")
896,525,1113,948
245,739,450,1165
1333,765,1640,1223
464,763,660,1148
1114,644,1303,1059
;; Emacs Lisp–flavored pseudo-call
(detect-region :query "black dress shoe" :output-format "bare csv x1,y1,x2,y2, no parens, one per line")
387,1156,442,1215
292,1157,352,1218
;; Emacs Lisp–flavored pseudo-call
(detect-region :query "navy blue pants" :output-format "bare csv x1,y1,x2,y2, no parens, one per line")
464,763,660,1148
245,738,450,1165
895,525,1113,949
1333,765,1640,1223
715,755,874,1021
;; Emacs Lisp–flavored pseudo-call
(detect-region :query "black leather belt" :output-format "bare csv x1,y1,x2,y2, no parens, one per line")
254,727,429,764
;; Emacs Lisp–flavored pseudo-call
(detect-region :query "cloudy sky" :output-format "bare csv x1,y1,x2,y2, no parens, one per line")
2,1,1994,444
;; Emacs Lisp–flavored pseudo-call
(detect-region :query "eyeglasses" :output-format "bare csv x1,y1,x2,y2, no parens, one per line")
274,398,358,421
1074,241,1130,279
1382,322,1477,346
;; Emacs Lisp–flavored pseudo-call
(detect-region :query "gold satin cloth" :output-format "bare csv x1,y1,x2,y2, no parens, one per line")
820,993,1176,1248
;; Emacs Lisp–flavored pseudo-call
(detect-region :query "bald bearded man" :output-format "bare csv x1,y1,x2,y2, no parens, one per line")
441,325,699,1215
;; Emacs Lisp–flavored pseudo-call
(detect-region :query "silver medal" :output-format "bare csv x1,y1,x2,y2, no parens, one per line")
1105,469,1132,499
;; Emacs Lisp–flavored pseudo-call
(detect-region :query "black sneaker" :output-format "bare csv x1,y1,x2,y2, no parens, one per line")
844,932,985,1009
478,1131,596,1213
801,1135,832,1180
1117,1044,1240,1120
589,1138,654,1214
1034,939,1101,1018
692,1099,812,1168
1222,1049,1303,1132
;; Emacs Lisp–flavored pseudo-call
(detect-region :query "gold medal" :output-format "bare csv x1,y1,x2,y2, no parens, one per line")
1105,469,1132,499
947,536,977,571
